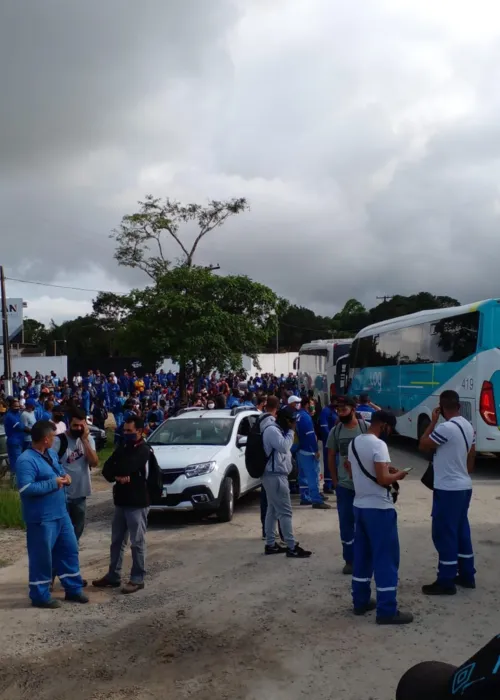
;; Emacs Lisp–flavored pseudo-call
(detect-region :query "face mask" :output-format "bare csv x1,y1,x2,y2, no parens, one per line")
53,414,64,423
70,428,84,439
338,412,353,424
123,433,137,445
208,403,215,409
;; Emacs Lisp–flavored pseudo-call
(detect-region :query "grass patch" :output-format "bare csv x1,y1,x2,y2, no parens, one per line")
0,488,25,529
98,429,116,468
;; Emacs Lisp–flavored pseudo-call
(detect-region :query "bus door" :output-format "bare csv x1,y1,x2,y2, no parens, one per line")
334,354,350,397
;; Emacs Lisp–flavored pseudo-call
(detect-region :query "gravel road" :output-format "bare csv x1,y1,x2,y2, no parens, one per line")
0,437,499,700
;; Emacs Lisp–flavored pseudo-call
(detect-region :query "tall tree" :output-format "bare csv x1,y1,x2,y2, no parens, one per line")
94,267,279,396
111,195,249,278
22,318,47,346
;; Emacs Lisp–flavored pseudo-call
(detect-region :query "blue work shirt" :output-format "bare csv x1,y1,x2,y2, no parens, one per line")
295,408,319,454
16,447,67,524
319,405,338,444
4,410,25,445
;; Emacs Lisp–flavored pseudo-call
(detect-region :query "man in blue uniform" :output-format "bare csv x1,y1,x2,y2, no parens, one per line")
319,398,338,493
295,397,331,509
347,410,412,624
419,390,476,595
16,420,88,609
4,397,25,474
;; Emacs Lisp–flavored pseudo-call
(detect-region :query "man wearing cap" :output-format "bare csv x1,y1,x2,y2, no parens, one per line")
326,396,368,574
260,399,312,558
295,396,331,509
396,634,500,699
347,410,412,624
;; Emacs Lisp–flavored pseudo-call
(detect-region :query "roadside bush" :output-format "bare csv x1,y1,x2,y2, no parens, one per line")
0,487,25,529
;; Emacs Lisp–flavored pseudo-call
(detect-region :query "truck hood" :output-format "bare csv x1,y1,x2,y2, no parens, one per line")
148,444,222,470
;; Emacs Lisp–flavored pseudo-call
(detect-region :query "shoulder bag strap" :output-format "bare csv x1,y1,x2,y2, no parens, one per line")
449,419,470,453
350,437,378,485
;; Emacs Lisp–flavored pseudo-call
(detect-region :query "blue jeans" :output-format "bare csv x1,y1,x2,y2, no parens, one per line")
296,452,322,504
352,507,400,618
432,489,475,585
336,485,355,564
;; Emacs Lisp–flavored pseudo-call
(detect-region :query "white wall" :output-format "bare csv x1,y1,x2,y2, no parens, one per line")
243,353,298,376
1,354,69,378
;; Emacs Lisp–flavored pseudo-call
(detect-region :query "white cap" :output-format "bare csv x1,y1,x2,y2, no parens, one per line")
288,395,301,405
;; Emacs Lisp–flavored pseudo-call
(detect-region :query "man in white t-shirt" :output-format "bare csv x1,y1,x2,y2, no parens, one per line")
347,410,412,625
419,390,476,595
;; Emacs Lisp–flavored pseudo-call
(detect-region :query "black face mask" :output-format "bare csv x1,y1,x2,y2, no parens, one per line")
379,428,390,443
338,412,354,424
53,414,64,423
70,428,84,439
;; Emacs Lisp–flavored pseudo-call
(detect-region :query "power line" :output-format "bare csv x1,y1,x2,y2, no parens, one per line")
6,277,120,294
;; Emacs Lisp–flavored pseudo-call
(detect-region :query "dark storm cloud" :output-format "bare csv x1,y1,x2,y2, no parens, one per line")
1,0,500,321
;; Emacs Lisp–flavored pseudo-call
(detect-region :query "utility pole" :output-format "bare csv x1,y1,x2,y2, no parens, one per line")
1,265,12,396
376,295,394,303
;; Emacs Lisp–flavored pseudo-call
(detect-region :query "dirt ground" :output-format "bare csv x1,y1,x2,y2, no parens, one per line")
0,438,500,700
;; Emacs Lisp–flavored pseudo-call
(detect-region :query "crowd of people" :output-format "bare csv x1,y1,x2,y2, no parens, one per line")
1,367,477,634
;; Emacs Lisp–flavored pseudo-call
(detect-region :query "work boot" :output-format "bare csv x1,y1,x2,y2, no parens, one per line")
32,598,61,609
422,581,457,596
265,542,287,555
455,576,476,589
342,562,353,575
121,582,145,594
323,488,334,495
376,611,414,625
321,495,330,502
92,575,121,589
286,543,312,558
312,502,332,510
65,592,89,604
354,599,376,616
299,500,312,506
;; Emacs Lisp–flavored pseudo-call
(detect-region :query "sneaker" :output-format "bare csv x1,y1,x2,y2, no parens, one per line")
455,576,476,589
32,598,61,609
121,581,145,594
312,502,332,510
92,576,121,588
265,543,287,555
286,544,312,558
342,563,353,575
354,599,376,616
65,593,89,604
376,611,414,625
422,581,457,596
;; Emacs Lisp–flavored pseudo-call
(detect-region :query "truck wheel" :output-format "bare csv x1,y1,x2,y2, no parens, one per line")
217,476,235,522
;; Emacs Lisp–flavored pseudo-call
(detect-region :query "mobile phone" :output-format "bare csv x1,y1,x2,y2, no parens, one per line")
402,467,413,473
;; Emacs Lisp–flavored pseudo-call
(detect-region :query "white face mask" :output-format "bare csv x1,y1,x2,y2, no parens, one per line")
208,403,215,409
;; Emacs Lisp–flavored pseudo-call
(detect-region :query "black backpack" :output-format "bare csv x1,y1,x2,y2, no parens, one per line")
245,414,274,478
146,448,163,503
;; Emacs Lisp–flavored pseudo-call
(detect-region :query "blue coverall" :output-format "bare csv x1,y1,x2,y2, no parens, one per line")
295,408,322,504
4,409,25,473
16,447,84,605
319,404,338,492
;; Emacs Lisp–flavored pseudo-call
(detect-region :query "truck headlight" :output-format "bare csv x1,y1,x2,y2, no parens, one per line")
185,461,216,478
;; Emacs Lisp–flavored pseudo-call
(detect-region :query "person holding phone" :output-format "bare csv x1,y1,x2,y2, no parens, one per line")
419,390,476,596
347,410,412,624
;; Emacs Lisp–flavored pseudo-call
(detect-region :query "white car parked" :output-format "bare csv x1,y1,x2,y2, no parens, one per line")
147,407,261,521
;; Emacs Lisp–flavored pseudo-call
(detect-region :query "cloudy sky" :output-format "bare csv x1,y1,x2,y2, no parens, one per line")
2,0,500,325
